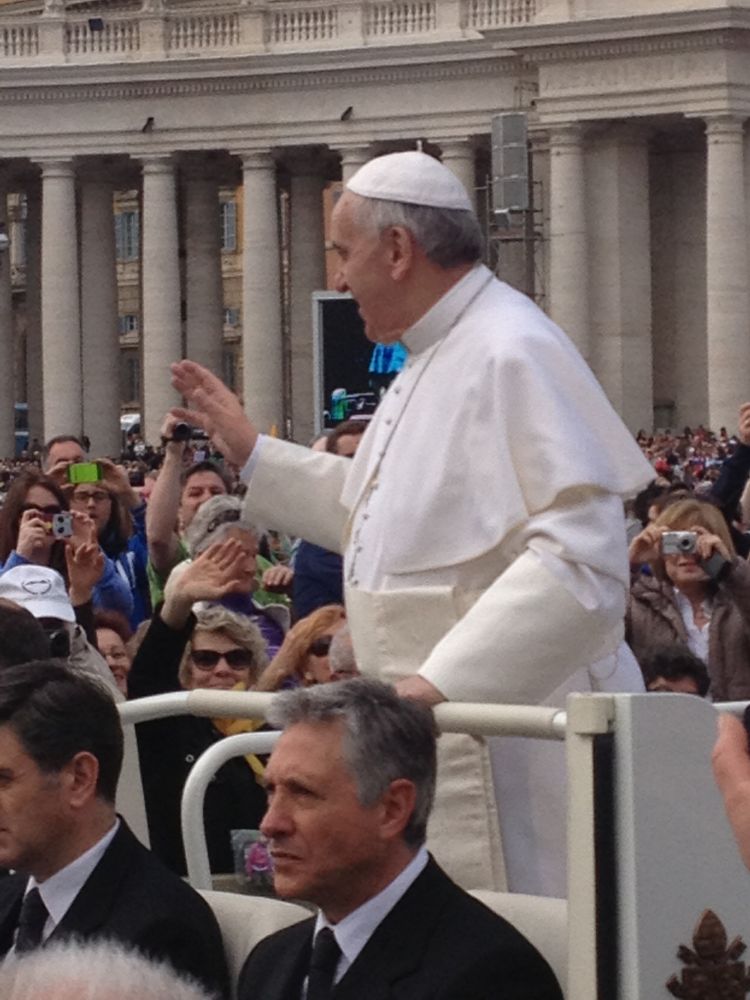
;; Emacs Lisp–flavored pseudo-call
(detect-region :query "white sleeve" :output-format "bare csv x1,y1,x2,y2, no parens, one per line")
240,435,350,554
419,492,628,703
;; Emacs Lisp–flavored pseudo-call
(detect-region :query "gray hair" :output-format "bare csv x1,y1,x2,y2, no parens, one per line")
328,624,358,679
350,193,483,269
0,940,216,1000
268,677,437,847
184,494,262,558
179,604,269,688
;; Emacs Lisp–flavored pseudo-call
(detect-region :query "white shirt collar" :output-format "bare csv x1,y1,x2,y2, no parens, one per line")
26,817,120,938
401,264,490,357
313,846,428,982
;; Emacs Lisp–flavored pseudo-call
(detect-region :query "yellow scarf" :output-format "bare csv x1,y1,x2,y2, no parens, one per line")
211,684,266,781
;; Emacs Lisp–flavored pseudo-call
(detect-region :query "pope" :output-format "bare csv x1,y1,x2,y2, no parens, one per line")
172,150,653,895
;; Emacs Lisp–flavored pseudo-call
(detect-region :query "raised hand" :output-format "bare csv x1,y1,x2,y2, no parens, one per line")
66,540,105,606
170,360,257,467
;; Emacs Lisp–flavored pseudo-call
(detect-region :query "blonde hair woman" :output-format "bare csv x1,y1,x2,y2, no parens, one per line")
256,604,346,691
627,498,750,700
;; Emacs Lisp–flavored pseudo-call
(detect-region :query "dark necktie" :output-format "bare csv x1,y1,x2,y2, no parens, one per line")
15,888,48,953
306,927,341,1000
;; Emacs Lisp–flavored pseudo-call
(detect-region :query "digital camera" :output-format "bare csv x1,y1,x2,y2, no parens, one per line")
661,531,697,556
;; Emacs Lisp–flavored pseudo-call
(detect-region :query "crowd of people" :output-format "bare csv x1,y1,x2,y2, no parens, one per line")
4,148,750,998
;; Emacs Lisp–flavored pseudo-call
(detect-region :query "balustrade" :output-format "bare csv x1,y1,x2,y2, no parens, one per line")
0,0,536,64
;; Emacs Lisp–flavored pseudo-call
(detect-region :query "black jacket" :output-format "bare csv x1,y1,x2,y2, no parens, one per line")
129,612,267,874
237,857,562,1000
0,820,229,998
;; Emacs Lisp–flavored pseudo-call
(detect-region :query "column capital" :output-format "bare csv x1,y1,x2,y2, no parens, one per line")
547,124,586,151
705,115,747,141
438,138,474,159
337,144,372,184
33,158,75,179
237,150,277,173
140,154,176,175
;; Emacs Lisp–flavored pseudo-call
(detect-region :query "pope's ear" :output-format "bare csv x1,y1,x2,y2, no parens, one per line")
383,226,414,280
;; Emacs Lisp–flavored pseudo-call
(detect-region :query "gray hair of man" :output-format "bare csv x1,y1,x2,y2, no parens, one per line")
350,194,483,269
267,677,437,848
184,494,262,559
0,940,216,1000
328,623,358,680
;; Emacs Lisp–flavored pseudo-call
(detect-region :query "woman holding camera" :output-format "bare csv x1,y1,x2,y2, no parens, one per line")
0,469,132,618
626,497,750,701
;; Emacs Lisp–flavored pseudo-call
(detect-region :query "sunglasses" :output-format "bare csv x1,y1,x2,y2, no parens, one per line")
308,635,333,658
190,648,254,671
21,504,61,516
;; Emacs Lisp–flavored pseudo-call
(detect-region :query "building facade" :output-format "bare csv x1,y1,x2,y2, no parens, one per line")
0,0,747,455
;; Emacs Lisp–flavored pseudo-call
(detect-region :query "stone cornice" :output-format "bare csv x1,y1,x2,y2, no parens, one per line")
0,45,521,104
482,6,750,62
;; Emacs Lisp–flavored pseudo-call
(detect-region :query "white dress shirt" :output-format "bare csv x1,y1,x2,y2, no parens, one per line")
16,818,119,950
308,846,428,991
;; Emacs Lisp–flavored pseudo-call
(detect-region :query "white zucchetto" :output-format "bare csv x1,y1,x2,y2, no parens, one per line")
346,150,474,212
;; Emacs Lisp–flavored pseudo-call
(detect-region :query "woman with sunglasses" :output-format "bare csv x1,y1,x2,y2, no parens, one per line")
128,537,268,876
256,603,347,691
0,469,132,618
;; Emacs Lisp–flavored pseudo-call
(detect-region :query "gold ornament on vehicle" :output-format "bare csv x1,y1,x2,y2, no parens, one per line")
666,909,750,999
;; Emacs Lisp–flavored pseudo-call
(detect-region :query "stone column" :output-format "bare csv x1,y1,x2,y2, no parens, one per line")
339,145,371,186
141,155,182,446
587,126,653,432
184,169,223,377
39,160,82,438
24,183,43,444
289,157,326,442
440,140,477,214
80,177,120,457
0,172,14,457
239,152,283,433
548,125,590,359
706,116,749,431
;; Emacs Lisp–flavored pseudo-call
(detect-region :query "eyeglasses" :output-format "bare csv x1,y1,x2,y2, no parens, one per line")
70,490,110,505
308,635,333,658
190,648,254,671
21,504,61,516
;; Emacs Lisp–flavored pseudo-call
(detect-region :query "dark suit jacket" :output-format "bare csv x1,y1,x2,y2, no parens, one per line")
0,820,229,998
237,857,562,1000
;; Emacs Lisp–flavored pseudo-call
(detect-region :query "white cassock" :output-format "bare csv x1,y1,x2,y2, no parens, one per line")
241,264,653,895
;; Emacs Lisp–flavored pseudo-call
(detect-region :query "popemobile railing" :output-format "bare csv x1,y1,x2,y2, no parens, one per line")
119,692,750,1000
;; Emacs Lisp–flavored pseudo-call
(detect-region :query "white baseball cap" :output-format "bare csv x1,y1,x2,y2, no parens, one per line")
0,565,76,623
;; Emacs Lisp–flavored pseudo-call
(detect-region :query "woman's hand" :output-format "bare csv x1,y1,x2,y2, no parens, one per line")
66,540,105,606
69,511,97,550
16,509,51,560
161,539,252,628
261,564,294,594
628,523,665,566
97,458,140,509
692,524,732,563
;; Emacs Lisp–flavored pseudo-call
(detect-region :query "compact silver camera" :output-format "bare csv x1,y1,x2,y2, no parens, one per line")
51,512,74,539
661,530,697,555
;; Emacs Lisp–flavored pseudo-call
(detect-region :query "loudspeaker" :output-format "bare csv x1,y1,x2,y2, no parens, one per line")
491,113,529,214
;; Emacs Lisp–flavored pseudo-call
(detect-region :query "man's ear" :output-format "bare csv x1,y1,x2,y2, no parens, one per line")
62,751,100,809
379,778,417,840
383,226,414,281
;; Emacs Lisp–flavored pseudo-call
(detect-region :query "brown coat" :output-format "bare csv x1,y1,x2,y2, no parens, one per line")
626,558,750,701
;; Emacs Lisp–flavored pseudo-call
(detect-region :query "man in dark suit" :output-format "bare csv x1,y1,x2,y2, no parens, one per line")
0,659,228,999
237,679,562,1000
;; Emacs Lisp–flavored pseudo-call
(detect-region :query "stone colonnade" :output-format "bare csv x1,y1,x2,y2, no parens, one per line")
2,119,749,457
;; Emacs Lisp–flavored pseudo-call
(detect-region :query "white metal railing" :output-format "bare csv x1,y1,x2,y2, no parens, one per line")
0,0,536,65
118,689,567,738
